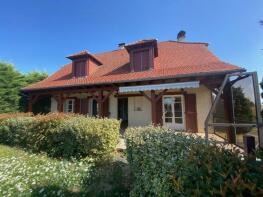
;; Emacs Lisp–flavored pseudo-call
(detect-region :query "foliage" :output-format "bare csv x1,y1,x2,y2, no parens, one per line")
0,61,48,113
0,62,26,113
0,144,93,196
125,126,263,197
85,153,132,196
0,113,120,159
232,87,254,123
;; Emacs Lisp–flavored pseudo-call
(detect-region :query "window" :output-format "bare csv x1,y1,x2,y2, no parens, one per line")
64,99,75,113
133,49,150,72
74,61,86,77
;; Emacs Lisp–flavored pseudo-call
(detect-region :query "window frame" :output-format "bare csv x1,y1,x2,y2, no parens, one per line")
64,99,75,113
130,46,154,72
73,59,87,78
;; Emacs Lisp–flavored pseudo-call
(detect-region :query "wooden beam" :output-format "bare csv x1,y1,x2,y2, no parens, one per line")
102,89,115,103
155,89,168,102
151,90,158,125
139,91,152,102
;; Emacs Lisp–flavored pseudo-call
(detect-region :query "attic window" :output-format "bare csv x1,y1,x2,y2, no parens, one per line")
125,39,158,72
66,50,103,78
74,60,86,77
133,49,150,71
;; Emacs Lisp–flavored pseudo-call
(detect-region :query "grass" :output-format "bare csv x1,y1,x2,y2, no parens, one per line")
0,144,131,197
0,144,93,196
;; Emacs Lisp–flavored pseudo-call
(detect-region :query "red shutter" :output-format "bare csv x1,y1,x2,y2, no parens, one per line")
185,94,198,132
75,61,86,77
102,97,109,117
141,50,150,70
74,98,80,113
133,51,141,72
80,98,89,115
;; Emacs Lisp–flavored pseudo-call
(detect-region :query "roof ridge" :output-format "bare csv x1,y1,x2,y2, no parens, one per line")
164,40,209,46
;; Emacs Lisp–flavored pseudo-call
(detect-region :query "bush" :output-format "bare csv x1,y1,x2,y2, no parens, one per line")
0,113,120,159
125,126,263,196
0,112,32,122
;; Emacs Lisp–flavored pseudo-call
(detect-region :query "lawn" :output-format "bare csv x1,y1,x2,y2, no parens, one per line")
0,144,93,196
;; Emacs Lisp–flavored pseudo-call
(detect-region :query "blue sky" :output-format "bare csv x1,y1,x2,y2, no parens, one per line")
0,0,263,80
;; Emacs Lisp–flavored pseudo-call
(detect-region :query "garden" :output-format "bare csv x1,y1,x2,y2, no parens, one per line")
0,113,262,196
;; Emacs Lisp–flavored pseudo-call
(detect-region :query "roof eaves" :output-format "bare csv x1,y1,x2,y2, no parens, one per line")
22,68,246,92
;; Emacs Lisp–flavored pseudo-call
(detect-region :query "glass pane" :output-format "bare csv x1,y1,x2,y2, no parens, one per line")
174,97,181,102
164,104,173,117
174,103,182,112
175,118,183,123
164,97,173,104
165,118,172,123
174,112,182,117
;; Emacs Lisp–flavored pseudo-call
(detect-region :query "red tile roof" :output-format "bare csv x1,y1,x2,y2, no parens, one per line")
23,41,244,91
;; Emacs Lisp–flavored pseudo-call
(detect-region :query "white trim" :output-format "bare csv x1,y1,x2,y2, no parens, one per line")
63,99,75,113
162,95,185,130
119,81,199,93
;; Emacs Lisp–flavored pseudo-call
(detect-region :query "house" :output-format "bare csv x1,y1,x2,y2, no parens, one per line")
22,37,245,132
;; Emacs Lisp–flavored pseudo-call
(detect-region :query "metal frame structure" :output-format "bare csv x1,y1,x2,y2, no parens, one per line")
204,72,263,148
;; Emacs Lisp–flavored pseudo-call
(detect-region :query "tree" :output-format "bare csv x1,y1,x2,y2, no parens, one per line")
232,87,254,123
0,62,48,113
19,71,49,112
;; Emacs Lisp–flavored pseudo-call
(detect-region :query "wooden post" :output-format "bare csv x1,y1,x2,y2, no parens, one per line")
27,95,39,112
140,89,167,126
28,97,33,112
57,94,64,112
98,90,103,117
151,90,158,125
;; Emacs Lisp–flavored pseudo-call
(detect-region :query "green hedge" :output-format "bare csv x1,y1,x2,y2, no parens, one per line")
125,126,263,196
0,113,120,159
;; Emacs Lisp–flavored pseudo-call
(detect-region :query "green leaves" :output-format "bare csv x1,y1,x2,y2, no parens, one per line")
0,113,120,159
0,62,48,113
125,126,263,196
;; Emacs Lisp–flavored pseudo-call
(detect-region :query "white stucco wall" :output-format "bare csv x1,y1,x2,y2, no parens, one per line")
50,97,58,112
109,95,118,119
128,96,152,127
186,85,212,132
108,94,152,127
49,85,212,132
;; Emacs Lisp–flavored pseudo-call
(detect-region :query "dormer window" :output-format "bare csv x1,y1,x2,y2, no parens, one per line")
74,60,86,77
66,50,102,78
133,49,150,71
125,39,158,72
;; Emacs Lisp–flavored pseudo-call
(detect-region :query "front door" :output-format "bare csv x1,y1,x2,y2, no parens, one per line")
163,95,185,130
118,98,128,129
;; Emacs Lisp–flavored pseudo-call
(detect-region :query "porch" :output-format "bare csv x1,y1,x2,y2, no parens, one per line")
28,83,212,133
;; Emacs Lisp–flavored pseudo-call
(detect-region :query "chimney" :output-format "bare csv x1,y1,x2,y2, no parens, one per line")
177,31,186,42
118,42,125,49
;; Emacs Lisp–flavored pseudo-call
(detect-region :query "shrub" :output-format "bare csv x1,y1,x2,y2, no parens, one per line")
0,113,120,159
0,112,32,123
125,126,263,196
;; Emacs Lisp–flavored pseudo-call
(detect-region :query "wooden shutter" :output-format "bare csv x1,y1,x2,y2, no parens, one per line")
74,98,80,113
80,98,89,115
101,97,109,117
141,49,150,70
74,61,86,77
133,51,141,72
185,94,198,132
